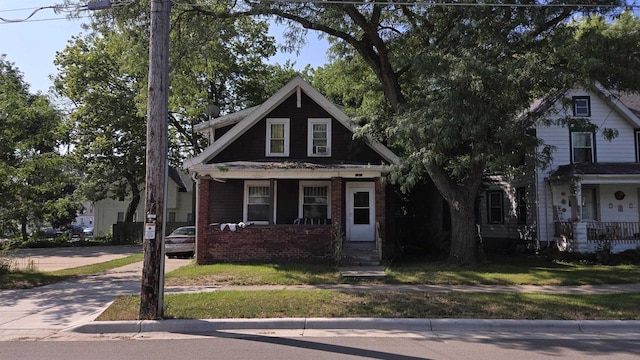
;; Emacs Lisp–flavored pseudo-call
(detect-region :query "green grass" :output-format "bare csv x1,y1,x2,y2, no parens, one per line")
164,258,640,287
0,254,144,289
98,290,640,321
386,259,640,285
165,263,342,286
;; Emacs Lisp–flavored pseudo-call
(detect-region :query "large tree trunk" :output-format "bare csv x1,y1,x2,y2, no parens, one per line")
20,218,28,243
125,176,141,223
447,195,478,264
426,161,485,265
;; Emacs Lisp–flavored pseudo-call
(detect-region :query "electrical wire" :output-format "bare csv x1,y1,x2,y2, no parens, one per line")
264,0,639,8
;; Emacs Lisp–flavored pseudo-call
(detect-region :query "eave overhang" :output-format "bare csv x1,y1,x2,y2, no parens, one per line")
189,161,390,180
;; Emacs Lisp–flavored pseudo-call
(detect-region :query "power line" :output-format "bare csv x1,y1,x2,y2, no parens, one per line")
264,0,639,8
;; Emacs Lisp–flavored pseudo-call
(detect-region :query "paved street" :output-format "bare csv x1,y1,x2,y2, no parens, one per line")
1,334,640,359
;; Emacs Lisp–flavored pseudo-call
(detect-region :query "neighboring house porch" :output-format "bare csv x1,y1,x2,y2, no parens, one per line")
549,163,640,253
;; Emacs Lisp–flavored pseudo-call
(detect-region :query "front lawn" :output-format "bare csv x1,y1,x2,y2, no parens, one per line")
98,290,640,321
164,257,640,287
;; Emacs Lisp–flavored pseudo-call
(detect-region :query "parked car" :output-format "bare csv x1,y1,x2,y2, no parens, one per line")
83,227,94,238
43,227,63,238
165,226,195,258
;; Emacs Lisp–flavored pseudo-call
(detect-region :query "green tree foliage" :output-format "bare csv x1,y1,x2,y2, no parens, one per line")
55,0,301,219
0,57,77,241
225,1,635,264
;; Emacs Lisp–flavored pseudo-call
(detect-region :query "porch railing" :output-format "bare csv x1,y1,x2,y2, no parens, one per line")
375,222,383,262
554,221,640,243
553,221,574,240
585,222,640,242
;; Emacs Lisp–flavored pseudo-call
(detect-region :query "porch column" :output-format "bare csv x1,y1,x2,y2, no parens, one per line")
196,178,211,264
269,178,275,225
375,178,386,235
574,180,583,222
331,177,343,230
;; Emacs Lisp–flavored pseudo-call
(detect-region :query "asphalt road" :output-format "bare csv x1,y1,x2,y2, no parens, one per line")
1,334,639,360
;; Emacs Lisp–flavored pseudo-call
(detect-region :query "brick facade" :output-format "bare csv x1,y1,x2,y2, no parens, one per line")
194,176,386,264
198,224,333,263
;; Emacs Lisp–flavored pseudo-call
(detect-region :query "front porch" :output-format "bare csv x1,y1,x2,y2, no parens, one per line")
554,221,640,253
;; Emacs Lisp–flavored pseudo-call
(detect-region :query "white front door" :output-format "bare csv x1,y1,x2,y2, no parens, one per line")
346,182,375,242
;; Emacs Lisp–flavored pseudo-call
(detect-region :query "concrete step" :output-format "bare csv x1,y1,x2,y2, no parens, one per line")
339,266,386,278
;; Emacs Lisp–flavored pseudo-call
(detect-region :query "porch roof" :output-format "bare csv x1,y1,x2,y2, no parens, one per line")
190,161,390,179
548,163,640,183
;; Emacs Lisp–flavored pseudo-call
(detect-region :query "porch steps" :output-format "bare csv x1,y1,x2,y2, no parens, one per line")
340,242,381,267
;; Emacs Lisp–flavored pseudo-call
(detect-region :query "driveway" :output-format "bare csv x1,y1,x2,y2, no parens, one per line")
6,245,143,272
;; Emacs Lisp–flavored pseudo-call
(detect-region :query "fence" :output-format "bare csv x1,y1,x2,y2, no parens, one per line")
112,222,193,245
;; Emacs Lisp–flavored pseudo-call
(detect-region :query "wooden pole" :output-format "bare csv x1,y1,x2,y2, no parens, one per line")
140,0,170,320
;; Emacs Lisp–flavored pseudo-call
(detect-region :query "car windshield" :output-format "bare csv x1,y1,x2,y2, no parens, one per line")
170,227,195,236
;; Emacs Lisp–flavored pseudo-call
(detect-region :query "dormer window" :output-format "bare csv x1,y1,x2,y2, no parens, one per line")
308,118,331,157
573,96,591,117
266,118,290,157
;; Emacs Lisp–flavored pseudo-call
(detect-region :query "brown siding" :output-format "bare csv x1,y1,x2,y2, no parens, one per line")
209,179,243,223
210,92,387,164
277,180,299,224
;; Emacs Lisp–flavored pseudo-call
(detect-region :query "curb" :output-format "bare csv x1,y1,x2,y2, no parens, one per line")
70,318,640,335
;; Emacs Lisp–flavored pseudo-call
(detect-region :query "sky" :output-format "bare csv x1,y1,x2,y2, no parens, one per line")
0,0,330,94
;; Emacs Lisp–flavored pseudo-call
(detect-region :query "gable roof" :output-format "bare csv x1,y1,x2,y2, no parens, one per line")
183,77,399,169
522,83,640,128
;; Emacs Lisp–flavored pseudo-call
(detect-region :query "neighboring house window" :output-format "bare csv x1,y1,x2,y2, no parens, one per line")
266,118,290,156
582,186,598,221
244,181,273,224
573,96,591,117
307,118,331,157
516,187,527,225
487,191,504,224
571,131,594,163
299,181,331,219
168,212,176,223
187,213,193,222
117,212,124,222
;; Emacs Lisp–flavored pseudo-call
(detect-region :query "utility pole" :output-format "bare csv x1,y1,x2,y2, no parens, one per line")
140,0,170,320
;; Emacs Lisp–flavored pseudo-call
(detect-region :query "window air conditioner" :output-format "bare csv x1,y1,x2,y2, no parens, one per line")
315,146,328,154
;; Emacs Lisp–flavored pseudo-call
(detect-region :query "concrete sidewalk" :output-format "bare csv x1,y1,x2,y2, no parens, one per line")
1,247,640,341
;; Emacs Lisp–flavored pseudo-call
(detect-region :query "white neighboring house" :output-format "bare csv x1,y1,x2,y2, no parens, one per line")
72,200,95,229
479,84,640,253
92,168,194,237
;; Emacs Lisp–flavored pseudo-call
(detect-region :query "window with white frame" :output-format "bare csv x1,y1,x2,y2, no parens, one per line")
299,182,331,219
307,118,331,156
573,96,591,117
571,131,594,163
244,181,273,224
487,191,504,224
266,118,290,156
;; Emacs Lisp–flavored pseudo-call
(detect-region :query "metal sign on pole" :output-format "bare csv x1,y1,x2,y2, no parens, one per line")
140,0,170,320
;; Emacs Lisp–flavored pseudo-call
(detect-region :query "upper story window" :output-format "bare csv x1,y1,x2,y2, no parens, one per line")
573,96,591,117
307,118,331,157
299,181,331,219
571,131,594,163
266,118,290,157
487,190,504,224
244,181,273,224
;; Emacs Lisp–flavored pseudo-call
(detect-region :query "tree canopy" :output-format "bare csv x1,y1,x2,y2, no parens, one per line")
55,0,304,220
0,56,76,241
